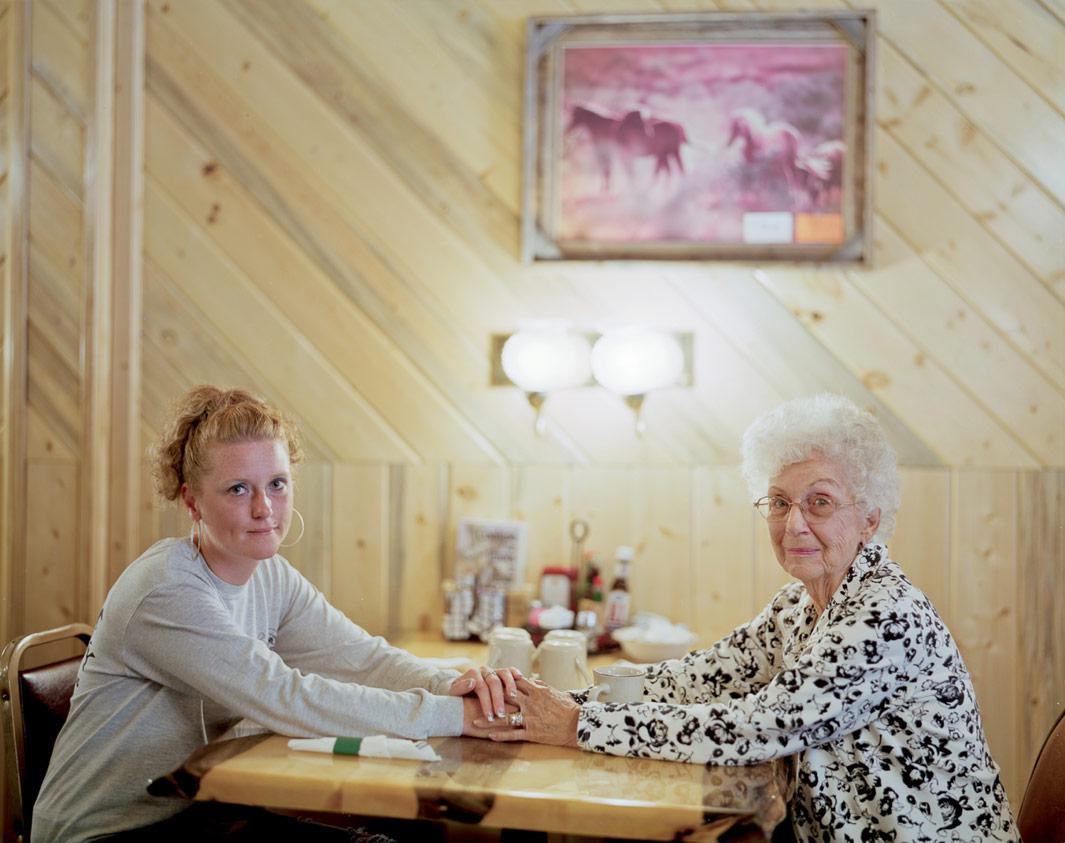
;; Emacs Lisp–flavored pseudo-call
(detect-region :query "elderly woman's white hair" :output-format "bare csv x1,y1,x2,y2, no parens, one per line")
741,394,901,540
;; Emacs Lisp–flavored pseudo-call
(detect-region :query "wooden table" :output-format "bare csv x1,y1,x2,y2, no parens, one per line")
150,636,792,840
152,733,790,841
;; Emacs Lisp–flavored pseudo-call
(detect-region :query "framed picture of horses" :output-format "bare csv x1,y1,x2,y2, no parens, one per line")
521,11,875,263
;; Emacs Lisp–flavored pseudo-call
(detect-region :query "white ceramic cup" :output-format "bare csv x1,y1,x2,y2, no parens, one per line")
542,629,590,684
535,638,593,690
543,629,588,646
587,665,646,703
486,626,535,676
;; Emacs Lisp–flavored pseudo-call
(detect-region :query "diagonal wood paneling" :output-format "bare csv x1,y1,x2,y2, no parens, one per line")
756,264,1040,466
146,179,423,463
27,0,87,475
945,1,1065,119
873,128,1065,390
857,221,1065,465
140,259,337,464
867,0,1065,203
29,0,89,123
666,264,940,464
145,97,510,463
224,0,520,260
29,74,83,198
874,26,1065,297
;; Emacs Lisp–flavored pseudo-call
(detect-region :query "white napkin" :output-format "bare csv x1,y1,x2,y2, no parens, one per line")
287,735,441,762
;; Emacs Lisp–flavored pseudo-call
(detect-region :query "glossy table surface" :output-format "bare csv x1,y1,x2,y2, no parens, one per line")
153,635,791,841
158,733,790,841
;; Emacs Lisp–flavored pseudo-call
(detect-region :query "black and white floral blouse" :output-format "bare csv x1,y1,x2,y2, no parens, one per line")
576,544,1019,842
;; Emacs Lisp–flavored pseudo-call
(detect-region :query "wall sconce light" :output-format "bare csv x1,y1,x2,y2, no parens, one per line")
496,325,593,435
491,326,692,436
591,327,686,435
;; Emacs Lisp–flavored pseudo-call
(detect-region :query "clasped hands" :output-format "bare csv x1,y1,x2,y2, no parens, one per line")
449,667,579,747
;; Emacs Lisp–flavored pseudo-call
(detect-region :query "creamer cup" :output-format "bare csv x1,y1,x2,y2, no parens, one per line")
587,665,645,703
486,627,535,675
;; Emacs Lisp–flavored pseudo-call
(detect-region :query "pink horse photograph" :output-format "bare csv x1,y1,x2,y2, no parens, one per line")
557,42,848,244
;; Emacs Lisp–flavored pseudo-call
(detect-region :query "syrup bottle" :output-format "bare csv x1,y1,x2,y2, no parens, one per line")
604,546,634,631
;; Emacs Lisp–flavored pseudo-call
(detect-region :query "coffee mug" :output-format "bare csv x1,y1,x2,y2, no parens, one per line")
486,626,535,676
543,629,588,646
536,638,593,690
587,665,646,703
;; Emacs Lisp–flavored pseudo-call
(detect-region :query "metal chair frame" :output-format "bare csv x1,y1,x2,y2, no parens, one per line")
1,623,92,843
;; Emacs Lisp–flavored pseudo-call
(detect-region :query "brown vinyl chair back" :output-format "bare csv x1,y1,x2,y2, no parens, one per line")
1,623,92,843
1018,707,1065,843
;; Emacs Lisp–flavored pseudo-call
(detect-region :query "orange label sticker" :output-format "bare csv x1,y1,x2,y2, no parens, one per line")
795,214,844,244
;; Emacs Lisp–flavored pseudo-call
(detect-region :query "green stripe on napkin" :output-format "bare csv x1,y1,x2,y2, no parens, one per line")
333,737,363,756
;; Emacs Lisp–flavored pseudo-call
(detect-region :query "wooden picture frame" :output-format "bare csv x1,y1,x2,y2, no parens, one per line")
521,11,876,264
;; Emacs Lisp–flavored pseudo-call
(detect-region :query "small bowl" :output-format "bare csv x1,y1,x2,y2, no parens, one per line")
612,626,697,663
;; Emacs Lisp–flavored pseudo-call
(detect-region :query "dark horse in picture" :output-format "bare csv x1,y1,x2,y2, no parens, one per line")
567,105,688,191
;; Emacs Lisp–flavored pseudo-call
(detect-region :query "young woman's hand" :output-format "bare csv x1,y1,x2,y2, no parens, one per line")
448,666,522,722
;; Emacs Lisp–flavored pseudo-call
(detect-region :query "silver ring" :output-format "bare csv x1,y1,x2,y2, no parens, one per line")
508,711,524,728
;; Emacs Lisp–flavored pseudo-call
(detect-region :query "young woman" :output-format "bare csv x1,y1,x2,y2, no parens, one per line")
33,386,517,843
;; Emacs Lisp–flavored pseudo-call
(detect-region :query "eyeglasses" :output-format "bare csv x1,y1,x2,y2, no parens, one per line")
754,494,857,523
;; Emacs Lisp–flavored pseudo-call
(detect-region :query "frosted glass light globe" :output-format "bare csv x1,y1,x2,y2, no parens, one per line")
501,328,592,393
591,328,684,396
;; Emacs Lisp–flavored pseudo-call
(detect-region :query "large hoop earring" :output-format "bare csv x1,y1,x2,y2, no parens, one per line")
281,509,305,548
190,519,202,548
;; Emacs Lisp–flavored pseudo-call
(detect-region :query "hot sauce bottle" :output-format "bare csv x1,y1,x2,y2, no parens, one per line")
604,546,634,631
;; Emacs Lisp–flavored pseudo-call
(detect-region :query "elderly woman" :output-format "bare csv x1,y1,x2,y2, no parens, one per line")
484,395,1018,842
33,386,517,843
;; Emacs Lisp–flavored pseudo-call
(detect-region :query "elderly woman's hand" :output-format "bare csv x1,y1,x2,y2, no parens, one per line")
460,696,520,738
475,676,580,748
448,665,522,722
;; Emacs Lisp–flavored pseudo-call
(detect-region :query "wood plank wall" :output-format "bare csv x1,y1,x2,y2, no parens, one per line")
1,0,1062,815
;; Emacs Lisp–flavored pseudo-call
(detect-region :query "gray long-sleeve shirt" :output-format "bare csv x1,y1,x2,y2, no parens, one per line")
32,537,463,843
